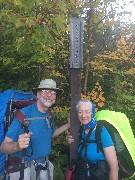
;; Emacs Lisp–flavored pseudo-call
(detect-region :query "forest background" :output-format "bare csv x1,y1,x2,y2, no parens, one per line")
0,0,135,179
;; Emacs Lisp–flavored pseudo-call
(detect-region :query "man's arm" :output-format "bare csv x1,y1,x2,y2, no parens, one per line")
1,133,32,154
52,123,70,138
1,136,20,154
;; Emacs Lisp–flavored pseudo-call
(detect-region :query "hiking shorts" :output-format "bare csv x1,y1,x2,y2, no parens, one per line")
9,161,54,180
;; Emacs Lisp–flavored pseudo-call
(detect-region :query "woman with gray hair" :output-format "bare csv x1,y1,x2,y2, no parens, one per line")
67,100,119,180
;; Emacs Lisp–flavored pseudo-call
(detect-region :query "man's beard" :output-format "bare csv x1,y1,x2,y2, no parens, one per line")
39,97,55,108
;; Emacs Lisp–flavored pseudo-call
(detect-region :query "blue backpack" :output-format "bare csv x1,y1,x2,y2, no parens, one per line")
0,89,37,177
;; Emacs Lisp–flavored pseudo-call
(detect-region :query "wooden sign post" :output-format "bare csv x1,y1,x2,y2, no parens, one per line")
70,17,84,161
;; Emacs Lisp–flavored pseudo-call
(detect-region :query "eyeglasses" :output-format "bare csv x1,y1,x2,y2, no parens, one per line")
41,90,57,95
78,110,91,114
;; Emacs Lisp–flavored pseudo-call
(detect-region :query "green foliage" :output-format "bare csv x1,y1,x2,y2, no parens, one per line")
52,147,69,180
0,0,76,91
54,164,65,180
0,0,135,179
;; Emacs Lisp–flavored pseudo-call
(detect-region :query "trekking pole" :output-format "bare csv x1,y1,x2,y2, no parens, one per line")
19,120,30,180
47,160,51,180
35,164,42,180
19,158,25,180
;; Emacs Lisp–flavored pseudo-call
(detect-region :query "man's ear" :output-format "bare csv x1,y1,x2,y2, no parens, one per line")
36,91,40,98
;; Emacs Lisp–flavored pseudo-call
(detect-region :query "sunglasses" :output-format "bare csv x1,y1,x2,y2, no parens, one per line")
41,90,57,95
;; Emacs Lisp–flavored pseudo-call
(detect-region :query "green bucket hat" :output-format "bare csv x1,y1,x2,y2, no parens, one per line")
32,79,63,97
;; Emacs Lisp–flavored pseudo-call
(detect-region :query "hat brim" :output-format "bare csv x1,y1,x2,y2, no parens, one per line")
32,88,64,98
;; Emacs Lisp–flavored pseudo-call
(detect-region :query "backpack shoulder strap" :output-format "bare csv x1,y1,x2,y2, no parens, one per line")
96,120,115,153
14,110,26,124
69,127,95,168
78,127,95,158
48,108,53,123
14,110,30,157
14,108,53,129
14,110,29,133
95,121,104,153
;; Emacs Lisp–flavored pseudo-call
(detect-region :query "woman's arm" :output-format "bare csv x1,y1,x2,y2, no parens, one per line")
103,146,119,180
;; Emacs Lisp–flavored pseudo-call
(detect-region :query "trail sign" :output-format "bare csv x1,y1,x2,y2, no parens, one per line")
70,18,83,68
70,17,84,161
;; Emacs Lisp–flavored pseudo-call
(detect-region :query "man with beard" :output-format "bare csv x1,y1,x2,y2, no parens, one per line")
1,79,70,180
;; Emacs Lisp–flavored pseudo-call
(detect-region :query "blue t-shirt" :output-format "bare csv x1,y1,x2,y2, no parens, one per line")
80,127,114,163
6,103,55,162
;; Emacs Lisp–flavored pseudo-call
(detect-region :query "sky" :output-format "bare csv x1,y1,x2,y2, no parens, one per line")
115,0,135,24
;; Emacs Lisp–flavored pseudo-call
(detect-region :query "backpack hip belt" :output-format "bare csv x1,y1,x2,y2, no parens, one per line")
6,157,30,174
6,157,48,174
